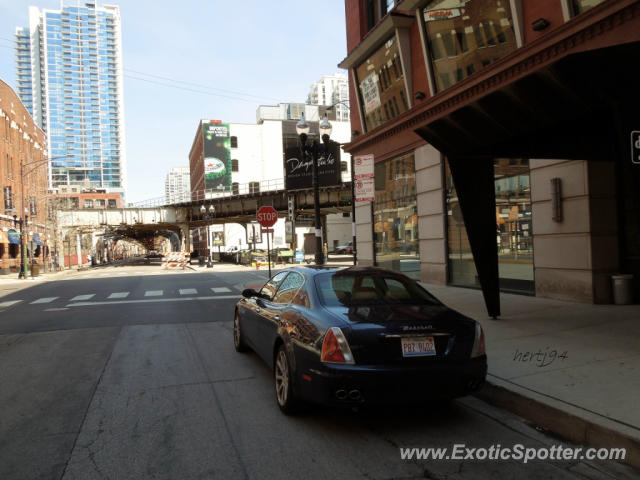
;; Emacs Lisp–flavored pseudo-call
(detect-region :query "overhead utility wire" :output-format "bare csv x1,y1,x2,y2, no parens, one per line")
124,68,282,102
123,74,274,104
2,35,285,104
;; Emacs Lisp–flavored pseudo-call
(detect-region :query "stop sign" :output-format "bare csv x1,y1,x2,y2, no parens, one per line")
256,206,278,227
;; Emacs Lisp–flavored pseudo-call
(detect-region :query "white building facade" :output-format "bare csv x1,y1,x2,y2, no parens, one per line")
165,166,190,204
200,107,353,255
307,73,350,122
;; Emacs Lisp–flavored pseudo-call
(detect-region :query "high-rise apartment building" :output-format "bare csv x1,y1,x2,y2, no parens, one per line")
15,1,126,196
165,166,190,204
307,73,349,122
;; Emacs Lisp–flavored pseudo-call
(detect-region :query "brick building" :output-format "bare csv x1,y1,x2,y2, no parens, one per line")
340,0,640,313
52,186,122,210
0,78,51,275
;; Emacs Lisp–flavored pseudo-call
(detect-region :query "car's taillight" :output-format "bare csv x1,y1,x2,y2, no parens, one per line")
321,327,355,364
470,323,486,358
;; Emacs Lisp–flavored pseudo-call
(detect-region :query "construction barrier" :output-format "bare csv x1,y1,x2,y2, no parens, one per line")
162,251,190,270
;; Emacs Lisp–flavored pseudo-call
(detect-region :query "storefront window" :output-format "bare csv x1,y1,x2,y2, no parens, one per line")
355,35,409,132
373,152,420,279
423,0,517,92
445,158,534,293
571,0,607,15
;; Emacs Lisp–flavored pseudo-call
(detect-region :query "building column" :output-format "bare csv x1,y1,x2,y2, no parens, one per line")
448,156,500,318
354,201,373,266
179,224,191,252
415,144,447,285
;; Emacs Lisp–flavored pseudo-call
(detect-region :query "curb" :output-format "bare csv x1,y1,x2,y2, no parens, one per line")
475,381,640,470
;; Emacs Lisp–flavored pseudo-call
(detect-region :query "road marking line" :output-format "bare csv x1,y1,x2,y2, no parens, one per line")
179,288,197,295
0,300,22,308
108,292,129,299
31,297,59,304
211,287,231,293
70,294,95,301
145,290,163,297
67,295,240,307
44,307,69,312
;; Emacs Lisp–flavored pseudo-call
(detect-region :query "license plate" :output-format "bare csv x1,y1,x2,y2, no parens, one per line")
401,336,436,357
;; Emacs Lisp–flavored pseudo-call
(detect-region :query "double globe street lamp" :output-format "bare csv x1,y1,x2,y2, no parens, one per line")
200,204,215,268
296,112,332,266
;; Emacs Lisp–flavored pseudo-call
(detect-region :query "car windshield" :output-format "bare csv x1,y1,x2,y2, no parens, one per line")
315,272,440,307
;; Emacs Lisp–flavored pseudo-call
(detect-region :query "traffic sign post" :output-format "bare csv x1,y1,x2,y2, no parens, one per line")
256,206,277,227
257,206,278,277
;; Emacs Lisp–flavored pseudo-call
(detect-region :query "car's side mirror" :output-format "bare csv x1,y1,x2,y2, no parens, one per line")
242,288,259,298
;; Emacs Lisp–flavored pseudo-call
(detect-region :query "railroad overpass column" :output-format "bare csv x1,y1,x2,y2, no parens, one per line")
76,233,82,266
179,224,191,252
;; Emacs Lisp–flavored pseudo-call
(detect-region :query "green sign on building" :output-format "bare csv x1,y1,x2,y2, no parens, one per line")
203,122,231,191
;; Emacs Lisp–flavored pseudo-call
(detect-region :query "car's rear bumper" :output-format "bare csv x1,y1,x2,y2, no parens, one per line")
296,356,487,406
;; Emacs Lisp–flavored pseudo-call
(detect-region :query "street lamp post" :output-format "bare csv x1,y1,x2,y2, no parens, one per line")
12,214,28,279
326,100,357,266
200,204,215,268
296,113,332,266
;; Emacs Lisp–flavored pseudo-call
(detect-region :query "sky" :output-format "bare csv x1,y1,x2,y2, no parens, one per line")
0,0,349,203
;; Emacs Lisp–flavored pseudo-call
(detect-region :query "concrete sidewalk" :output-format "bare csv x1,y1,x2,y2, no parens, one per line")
422,282,640,469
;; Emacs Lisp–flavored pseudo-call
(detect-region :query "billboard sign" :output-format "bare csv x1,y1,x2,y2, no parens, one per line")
285,141,342,190
203,122,231,191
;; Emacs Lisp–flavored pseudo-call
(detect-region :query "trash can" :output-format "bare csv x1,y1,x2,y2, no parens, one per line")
198,256,205,266
31,264,40,277
611,274,633,305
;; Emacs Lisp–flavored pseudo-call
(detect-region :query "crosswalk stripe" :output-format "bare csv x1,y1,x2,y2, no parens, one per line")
68,295,240,307
70,294,95,301
145,290,163,297
108,292,129,299
211,287,231,293
0,300,22,308
31,297,59,304
179,289,197,295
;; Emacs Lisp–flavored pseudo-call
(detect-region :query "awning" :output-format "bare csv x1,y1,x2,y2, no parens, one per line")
32,233,43,246
8,229,21,245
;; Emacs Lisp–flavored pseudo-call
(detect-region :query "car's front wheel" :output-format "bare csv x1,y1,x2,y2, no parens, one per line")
274,345,297,414
233,311,249,352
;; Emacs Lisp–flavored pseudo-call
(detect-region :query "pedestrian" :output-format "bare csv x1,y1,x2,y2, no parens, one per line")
86,253,91,266
323,242,328,264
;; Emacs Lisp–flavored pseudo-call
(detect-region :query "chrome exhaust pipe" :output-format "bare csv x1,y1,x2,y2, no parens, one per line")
335,389,348,400
348,390,362,401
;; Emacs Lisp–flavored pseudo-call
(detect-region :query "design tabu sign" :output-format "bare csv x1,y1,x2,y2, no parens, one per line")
203,122,231,191
284,141,341,190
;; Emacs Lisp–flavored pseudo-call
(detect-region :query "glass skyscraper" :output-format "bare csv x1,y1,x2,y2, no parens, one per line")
15,2,126,195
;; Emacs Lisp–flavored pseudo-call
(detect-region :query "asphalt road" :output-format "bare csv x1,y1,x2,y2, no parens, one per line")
0,267,634,480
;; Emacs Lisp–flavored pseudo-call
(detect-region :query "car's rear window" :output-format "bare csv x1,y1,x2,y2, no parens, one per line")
315,272,440,307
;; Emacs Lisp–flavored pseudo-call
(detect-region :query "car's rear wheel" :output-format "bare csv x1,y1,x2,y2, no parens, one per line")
233,311,249,352
274,345,297,414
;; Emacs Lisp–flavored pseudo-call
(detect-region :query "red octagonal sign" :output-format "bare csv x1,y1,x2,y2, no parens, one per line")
256,206,278,227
